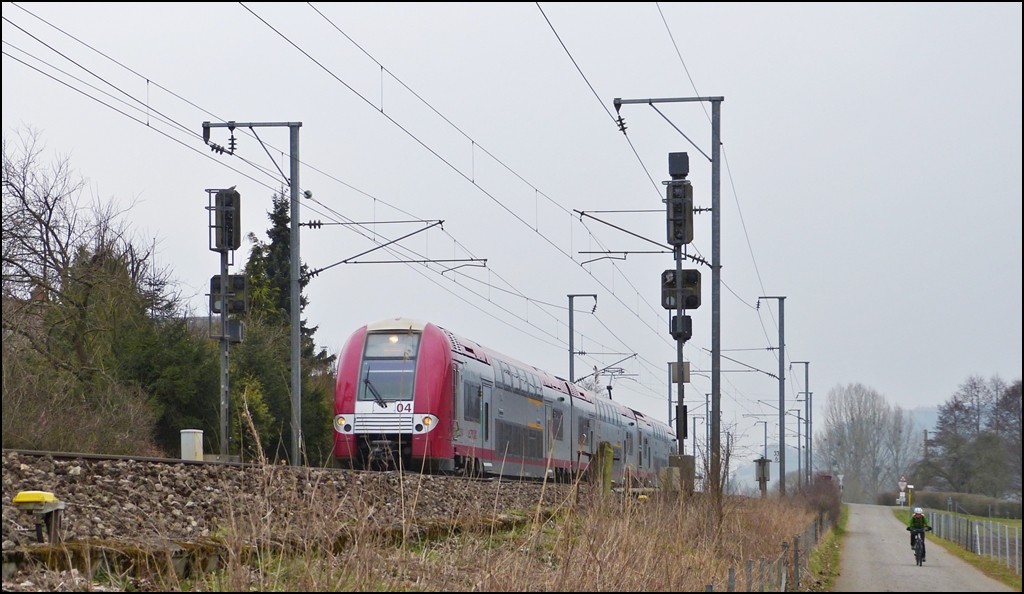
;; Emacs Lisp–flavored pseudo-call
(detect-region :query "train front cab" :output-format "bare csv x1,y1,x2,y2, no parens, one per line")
333,319,455,471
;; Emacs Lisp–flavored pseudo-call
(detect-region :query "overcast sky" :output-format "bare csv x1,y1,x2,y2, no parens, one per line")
3,2,1021,468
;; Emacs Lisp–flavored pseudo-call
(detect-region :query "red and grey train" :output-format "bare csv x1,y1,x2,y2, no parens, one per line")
333,318,677,483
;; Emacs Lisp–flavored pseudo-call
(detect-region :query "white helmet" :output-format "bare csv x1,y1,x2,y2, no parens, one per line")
914,507,923,514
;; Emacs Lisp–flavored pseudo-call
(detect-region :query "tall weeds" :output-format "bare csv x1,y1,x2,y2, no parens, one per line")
195,465,814,592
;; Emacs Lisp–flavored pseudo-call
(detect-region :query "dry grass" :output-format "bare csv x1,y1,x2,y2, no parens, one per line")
181,466,816,592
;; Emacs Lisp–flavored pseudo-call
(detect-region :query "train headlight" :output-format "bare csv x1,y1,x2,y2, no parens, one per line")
412,414,439,433
334,415,353,434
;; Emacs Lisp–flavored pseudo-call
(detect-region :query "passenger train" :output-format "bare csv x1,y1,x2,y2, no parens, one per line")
333,318,677,484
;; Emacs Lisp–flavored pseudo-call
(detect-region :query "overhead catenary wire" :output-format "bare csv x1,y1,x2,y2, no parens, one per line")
303,2,683,343
241,4,694,357
535,5,780,420
654,4,793,371
0,50,279,195
2,18,579,359
653,5,808,443
4,5,701,415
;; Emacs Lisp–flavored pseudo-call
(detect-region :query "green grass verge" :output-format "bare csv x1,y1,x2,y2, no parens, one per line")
893,508,1022,591
799,504,848,592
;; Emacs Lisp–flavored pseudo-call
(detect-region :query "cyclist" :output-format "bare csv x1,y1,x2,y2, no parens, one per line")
906,507,932,561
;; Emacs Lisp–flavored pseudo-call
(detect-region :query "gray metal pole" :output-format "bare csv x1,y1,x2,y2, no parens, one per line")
796,410,802,489
763,421,768,460
567,294,596,385
711,98,722,493
757,294,786,491
569,295,575,383
808,388,813,483
668,363,672,434
220,249,229,457
805,364,810,483
706,392,711,457
693,415,698,458
675,241,685,444
201,121,303,463
778,298,785,495
289,124,302,466
793,361,810,484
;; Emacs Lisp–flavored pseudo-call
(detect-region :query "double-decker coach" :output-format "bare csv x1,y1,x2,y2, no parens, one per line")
333,318,676,483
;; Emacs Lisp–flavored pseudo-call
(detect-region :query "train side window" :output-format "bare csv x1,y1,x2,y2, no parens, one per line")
483,402,490,441
552,408,564,441
464,382,481,422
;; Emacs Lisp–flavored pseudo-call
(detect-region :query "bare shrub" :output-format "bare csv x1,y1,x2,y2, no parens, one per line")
800,477,842,524
1,343,159,455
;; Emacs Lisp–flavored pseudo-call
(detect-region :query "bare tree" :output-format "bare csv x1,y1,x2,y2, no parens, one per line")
887,404,922,488
2,126,181,454
816,383,922,503
2,127,176,376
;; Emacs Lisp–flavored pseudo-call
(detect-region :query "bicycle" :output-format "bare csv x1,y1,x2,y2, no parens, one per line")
908,527,931,566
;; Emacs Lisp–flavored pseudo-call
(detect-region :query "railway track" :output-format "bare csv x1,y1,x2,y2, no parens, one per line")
2,448,516,484
3,448,569,588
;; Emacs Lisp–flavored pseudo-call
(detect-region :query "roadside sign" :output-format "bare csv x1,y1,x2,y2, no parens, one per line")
898,474,907,492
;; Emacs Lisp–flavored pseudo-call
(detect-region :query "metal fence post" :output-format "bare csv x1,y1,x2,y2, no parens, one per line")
729,567,736,592
746,559,753,592
793,534,800,590
759,557,765,592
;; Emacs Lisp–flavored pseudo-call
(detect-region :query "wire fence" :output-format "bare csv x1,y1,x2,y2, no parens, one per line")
927,509,1021,576
704,511,832,591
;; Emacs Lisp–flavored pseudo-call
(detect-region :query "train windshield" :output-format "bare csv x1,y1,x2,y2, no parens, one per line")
358,332,420,402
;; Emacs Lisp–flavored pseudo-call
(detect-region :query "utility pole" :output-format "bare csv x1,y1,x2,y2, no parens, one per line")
667,363,675,435
692,414,706,458
789,408,802,490
614,95,723,492
760,295,786,494
203,121,303,465
567,294,597,383
792,361,810,484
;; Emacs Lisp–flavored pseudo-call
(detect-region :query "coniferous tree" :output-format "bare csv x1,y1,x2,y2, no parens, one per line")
236,190,335,464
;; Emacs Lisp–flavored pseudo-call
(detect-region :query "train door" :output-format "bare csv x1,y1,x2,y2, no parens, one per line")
545,403,553,471
458,368,481,444
579,416,594,463
481,380,493,472
451,362,461,441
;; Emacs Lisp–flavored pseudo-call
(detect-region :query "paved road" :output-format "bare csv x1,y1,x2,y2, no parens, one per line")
834,503,1014,592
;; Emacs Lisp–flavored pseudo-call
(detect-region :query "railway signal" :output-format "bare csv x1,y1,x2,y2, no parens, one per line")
209,274,248,314
661,268,701,310
670,314,692,342
663,151,697,456
214,188,241,251
665,152,693,246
